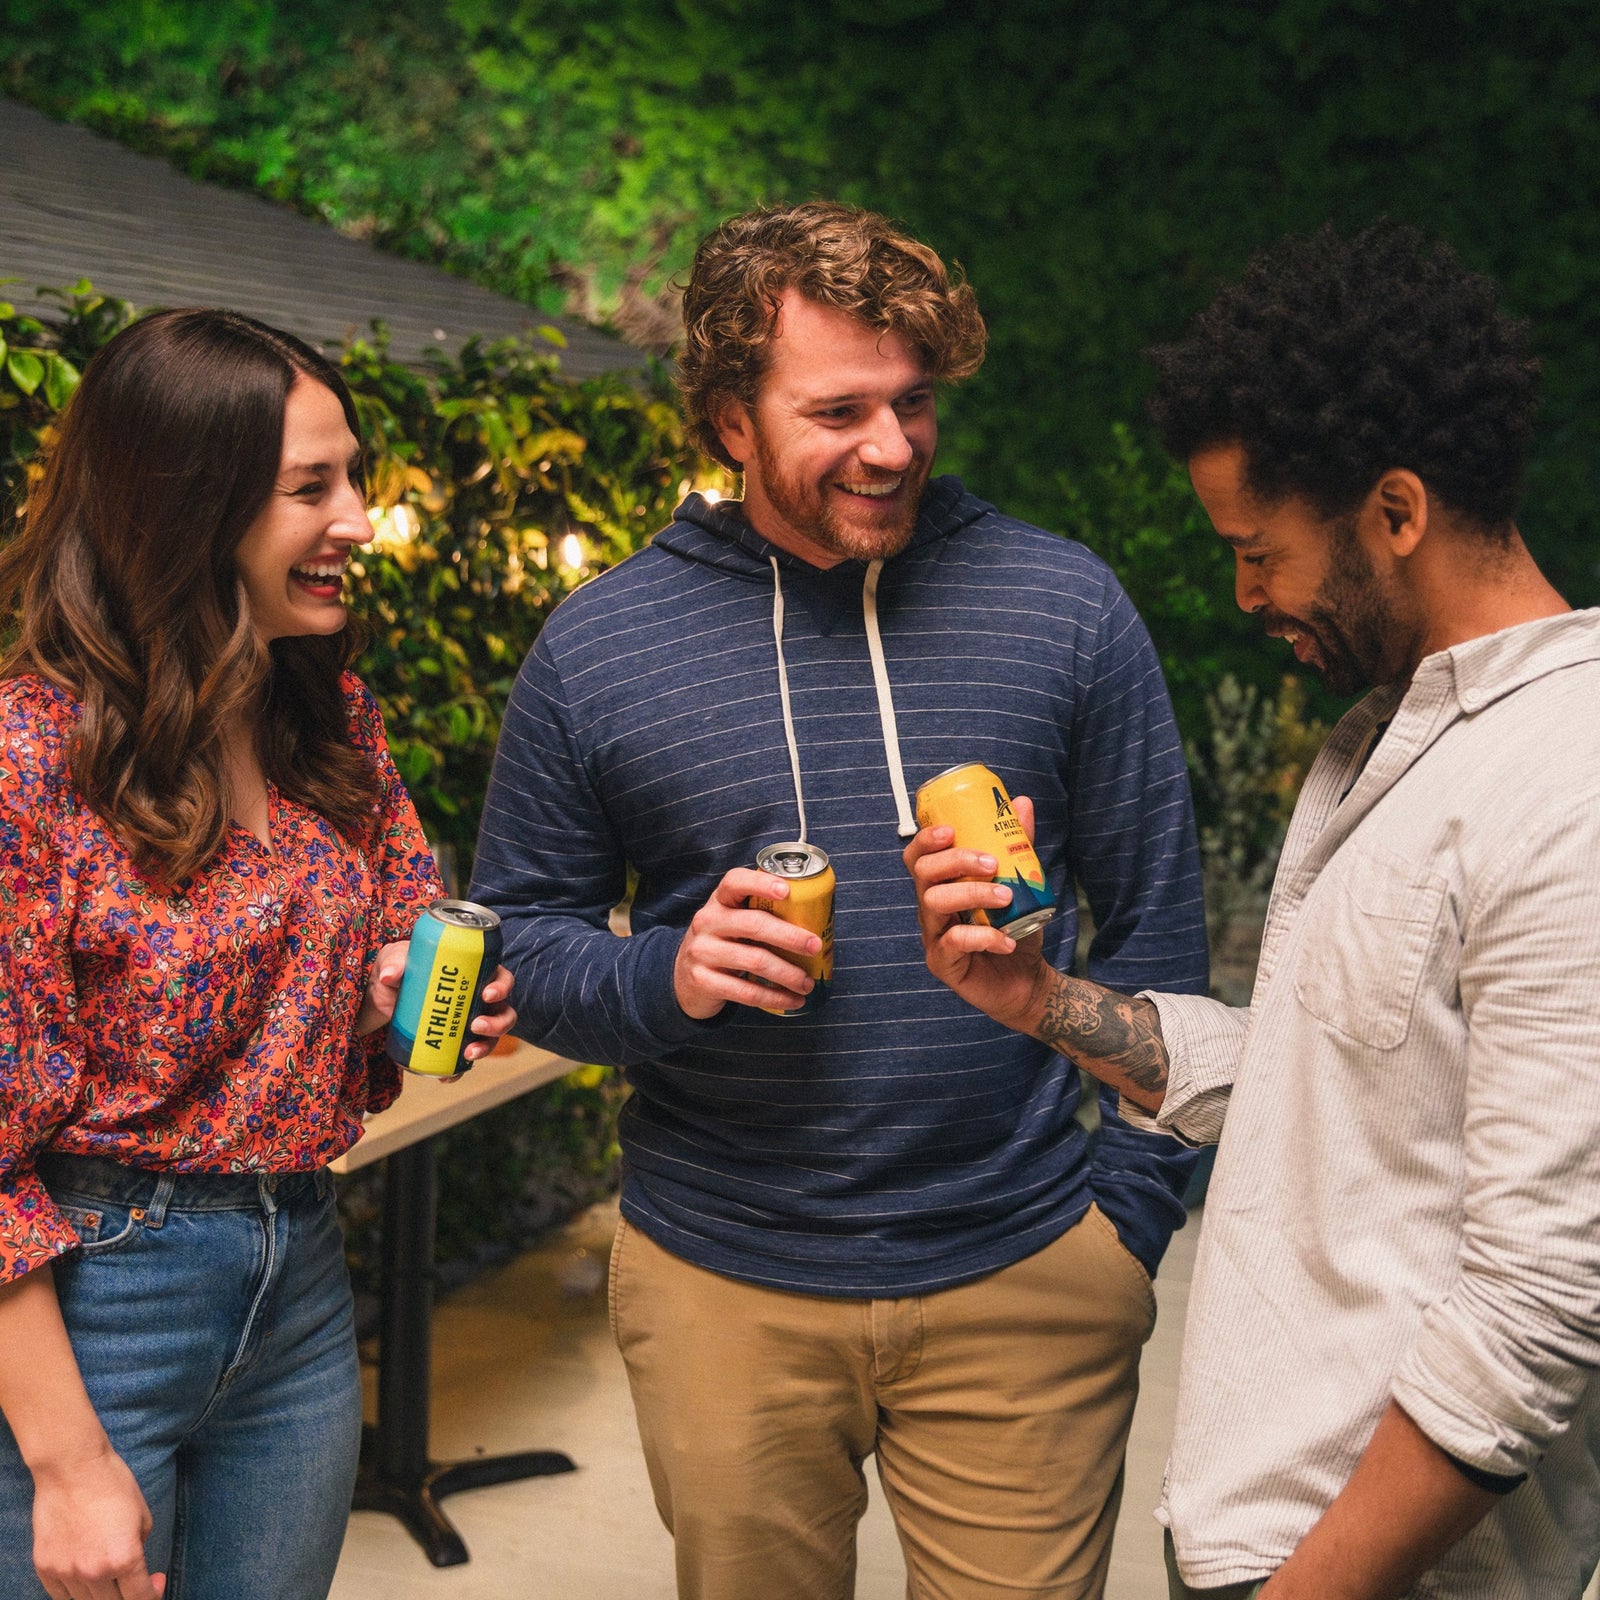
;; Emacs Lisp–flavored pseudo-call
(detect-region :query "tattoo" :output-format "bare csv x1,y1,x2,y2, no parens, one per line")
1033,971,1169,1100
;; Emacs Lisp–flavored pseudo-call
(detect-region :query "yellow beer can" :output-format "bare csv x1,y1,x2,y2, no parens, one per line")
914,763,1056,940
748,841,835,1017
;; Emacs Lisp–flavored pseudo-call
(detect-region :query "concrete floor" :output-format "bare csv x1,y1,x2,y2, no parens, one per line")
330,1200,1194,1600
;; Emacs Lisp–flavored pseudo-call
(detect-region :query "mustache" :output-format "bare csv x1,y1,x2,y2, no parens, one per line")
1261,608,1312,635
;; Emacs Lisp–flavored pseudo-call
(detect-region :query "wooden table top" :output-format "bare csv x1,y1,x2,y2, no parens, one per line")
330,1038,578,1174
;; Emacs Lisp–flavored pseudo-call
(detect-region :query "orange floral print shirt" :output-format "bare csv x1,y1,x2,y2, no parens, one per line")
0,672,442,1279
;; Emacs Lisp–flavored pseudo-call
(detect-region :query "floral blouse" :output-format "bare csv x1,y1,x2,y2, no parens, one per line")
0,672,442,1279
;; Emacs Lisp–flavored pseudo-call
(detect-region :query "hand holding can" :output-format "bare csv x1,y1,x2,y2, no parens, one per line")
913,764,1055,940
746,842,836,1017
387,900,508,1078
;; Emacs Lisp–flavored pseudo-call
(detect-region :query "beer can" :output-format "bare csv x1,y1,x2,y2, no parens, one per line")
748,842,835,1017
914,763,1056,940
387,899,504,1078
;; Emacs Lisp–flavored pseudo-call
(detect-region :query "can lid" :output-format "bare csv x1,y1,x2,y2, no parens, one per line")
755,841,831,879
430,898,502,931
917,761,993,795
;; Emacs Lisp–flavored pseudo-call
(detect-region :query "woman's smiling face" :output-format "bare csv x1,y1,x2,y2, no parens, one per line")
234,375,370,642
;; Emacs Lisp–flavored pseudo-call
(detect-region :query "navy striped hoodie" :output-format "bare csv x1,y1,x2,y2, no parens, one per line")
471,477,1207,1295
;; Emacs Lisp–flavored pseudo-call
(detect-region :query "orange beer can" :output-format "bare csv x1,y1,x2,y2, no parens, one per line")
915,763,1056,940
747,841,835,1017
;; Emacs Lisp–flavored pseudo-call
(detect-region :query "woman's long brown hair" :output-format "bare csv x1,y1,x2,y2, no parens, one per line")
0,308,382,885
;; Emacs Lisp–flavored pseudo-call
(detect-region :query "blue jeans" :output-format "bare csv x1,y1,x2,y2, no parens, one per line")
0,1155,362,1600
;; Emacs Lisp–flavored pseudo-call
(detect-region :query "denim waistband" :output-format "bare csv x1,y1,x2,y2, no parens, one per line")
37,1152,331,1216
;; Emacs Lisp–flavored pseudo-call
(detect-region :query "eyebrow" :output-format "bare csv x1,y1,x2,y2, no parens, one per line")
1217,530,1267,550
802,381,934,407
282,449,363,474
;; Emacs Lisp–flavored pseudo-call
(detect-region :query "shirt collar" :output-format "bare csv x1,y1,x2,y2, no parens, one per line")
1411,608,1600,716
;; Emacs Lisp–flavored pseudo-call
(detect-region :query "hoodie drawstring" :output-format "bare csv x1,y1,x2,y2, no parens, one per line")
769,557,808,843
863,559,917,837
768,555,916,843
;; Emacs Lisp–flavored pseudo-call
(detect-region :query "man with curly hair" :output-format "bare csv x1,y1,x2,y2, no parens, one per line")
473,201,1208,1597
908,220,1600,1599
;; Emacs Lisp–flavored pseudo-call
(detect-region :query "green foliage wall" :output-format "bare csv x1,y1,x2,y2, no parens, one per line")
7,0,1600,611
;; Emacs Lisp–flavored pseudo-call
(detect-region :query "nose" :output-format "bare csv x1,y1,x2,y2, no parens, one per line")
858,405,914,474
328,475,373,546
1234,556,1266,615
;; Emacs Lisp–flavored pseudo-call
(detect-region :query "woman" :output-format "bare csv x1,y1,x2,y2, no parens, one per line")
0,309,515,1600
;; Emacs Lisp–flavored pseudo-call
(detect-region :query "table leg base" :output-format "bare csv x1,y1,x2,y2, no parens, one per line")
354,1450,578,1568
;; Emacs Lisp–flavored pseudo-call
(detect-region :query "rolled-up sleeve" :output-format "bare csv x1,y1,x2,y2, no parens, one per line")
1391,797,1600,1476
0,771,85,1279
1116,991,1250,1148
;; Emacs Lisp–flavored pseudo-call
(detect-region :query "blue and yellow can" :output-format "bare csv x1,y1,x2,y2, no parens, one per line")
915,763,1056,940
387,900,503,1078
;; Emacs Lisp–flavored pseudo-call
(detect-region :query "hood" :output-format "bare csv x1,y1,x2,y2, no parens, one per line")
648,477,991,842
651,474,993,579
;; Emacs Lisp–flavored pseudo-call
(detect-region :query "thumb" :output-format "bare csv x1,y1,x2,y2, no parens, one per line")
376,941,410,985
153,1574,168,1598
1014,793,1036,844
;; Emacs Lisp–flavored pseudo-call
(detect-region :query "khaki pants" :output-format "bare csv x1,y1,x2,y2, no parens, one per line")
609,1204,1157,1600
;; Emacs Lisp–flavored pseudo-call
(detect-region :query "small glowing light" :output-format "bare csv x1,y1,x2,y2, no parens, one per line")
366,503,420,553
701,488,723,505
560,533,584,570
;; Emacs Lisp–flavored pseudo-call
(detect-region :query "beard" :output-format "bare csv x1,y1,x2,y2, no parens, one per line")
1266,521,1414,696
749,424,929,563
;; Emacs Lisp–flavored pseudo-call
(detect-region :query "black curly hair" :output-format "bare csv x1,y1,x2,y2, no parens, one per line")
1147,222,1540,535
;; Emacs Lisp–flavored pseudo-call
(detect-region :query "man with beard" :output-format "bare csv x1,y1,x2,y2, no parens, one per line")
471,201,1208,1598
906,221,1600,1600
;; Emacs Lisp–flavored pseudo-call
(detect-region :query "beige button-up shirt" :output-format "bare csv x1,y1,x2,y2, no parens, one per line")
1138,611,1600,1597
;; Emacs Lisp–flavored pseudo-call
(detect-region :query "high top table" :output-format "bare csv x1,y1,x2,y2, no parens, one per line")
331,1039,580,1566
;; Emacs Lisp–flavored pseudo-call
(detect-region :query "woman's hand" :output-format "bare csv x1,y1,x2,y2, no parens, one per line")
0,1271,164,1600
354,940,410,1037
355,944,518,1060
31,1441,165,1600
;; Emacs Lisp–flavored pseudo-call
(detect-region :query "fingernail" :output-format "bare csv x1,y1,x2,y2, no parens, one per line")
979,855,997,871
808,936,821,953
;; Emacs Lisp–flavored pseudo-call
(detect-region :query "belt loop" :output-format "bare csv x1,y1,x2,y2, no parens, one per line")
145,1175,176,1229
315,1168,333,1202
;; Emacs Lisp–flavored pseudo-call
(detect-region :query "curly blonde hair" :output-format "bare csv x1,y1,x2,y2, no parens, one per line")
679,201,988,468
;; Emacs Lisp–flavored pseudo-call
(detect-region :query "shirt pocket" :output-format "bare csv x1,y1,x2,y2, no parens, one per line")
1294,844,1448,1050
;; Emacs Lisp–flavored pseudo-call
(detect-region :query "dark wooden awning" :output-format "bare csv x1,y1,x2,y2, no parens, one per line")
0,97,645,380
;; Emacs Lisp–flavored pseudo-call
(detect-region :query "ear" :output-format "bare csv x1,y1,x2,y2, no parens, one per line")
1365,469,1429,559
713,399,755,471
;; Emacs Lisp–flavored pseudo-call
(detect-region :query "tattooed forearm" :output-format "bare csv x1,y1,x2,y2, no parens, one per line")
1032,969,1169,1109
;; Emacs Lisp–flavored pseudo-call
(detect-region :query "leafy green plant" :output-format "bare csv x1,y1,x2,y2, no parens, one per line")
8,1,1600,599
1186,673,1329,1004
